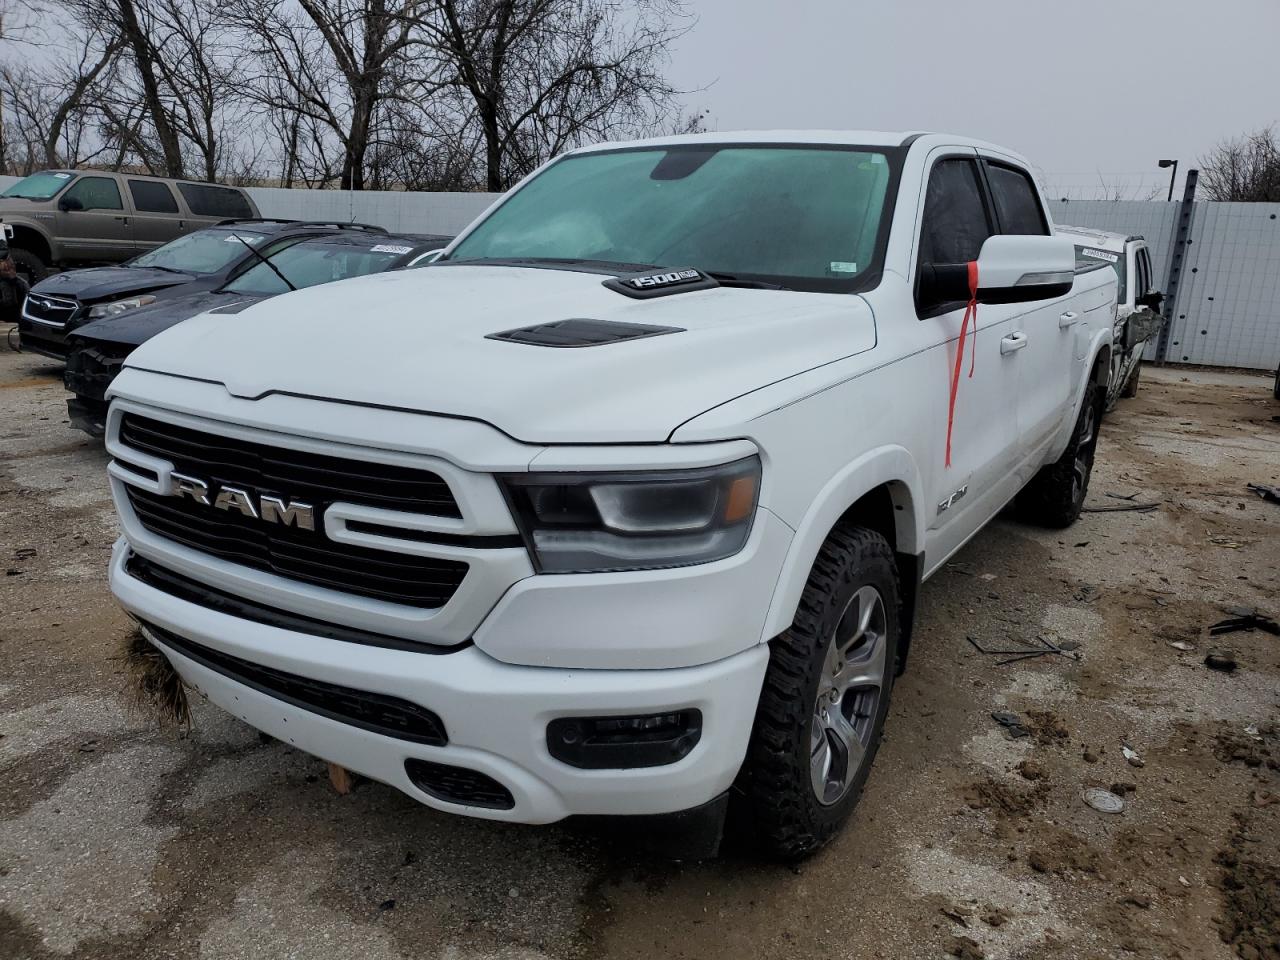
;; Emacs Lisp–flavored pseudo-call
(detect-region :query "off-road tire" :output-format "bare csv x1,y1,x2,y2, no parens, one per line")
1120,361,1140,399
7,248,48,287
734,525,899,861
1016,381,1103,528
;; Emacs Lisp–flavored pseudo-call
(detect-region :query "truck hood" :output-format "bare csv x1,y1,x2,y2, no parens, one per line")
32,265,196,304
73,290,265,347
124,265,878,443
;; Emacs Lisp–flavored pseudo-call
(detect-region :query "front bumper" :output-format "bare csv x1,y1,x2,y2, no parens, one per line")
16,319,69,361
111,540,769,822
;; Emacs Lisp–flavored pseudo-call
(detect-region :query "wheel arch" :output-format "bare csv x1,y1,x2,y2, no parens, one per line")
762,446,925,668
7,222,54,265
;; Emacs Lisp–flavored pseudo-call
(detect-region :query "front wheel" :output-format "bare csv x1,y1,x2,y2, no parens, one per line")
1016,381,1103,528
7,248,48,287
734,525,899,860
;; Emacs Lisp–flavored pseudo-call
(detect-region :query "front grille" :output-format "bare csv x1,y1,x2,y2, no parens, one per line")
65,342,131,400
116,413,467,608
119,414,461,517
142,621,448,745
125,485,468,607
404,759,514,809
22,293,79,326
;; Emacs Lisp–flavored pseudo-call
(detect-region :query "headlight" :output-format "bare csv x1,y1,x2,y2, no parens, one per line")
88,295,157,319
502,456,761,573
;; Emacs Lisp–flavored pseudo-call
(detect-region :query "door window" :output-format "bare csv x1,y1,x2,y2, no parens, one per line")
918,158,992,267
63,176,123,211
986,163,1049,235
129,180,180,213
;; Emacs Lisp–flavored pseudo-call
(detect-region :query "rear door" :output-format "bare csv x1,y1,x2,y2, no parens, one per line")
979,157,1073,466
127,179,186,251
53,175,135,261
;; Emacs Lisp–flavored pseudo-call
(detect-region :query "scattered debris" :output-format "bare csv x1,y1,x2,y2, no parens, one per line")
1084,787,1125,815
1122,745,1145,768
1178,876,1191,888
1209,610,1280,637
991,711,1031,739
1111,782,1138,796
1209,537,1244,548
1204,650,1239,673
327,762,355,795
1167,640,1195,652
379,898,396,911
967,634,1081,666
1246,482,1280,505
1244,724,1263,741
1082,500,1160,513
980,909,1008,928
941,901,977,926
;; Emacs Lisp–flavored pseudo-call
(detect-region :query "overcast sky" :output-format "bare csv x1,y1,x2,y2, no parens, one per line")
665,0,1280,199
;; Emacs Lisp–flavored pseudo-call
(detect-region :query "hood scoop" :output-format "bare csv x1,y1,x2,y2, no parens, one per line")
486,317,683,348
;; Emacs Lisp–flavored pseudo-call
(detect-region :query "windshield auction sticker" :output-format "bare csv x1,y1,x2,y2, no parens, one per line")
1080,247,1119,263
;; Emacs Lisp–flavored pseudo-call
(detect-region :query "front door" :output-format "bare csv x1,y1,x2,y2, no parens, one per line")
915,154,1021,563
54,176,134,261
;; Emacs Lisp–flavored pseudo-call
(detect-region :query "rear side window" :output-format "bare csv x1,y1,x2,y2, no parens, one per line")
63,176,123,211
918,158,992,265
986,163,1049,235
129,179,179,213
1136,247,1153,297
176,183,254,219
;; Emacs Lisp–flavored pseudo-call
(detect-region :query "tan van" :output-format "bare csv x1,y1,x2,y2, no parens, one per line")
0,170,260,284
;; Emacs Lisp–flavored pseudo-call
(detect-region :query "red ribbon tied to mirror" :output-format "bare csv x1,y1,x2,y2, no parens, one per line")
945,260,979,468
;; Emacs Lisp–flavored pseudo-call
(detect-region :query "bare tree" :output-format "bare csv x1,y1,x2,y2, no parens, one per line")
225,0,439,189
1199,126,1280,202
429,0,691,191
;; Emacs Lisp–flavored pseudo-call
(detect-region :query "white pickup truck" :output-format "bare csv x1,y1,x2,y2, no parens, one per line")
104,131,1116,859
1057,225,1164,410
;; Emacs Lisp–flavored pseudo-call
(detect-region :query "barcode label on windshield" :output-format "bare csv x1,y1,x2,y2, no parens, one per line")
1081,247,1118,263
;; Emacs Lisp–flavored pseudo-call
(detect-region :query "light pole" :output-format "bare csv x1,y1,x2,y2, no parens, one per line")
1159,159,1179,202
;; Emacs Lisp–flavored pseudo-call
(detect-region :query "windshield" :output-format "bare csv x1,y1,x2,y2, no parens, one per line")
222,238,411,295
446,145,898,292
131,229,268,275
2,171,77,200
1074,244,1127,302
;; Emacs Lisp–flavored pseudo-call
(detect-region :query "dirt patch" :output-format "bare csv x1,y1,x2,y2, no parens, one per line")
1215,812,1280,960
962,778,1050,818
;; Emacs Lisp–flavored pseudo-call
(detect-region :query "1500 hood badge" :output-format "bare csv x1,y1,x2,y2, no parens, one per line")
170,471,316,530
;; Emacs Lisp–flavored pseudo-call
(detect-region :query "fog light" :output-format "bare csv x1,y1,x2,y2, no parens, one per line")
547,710,702,769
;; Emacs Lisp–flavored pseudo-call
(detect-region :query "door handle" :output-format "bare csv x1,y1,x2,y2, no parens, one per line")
1058,310,1079,328
1000,332,1028,355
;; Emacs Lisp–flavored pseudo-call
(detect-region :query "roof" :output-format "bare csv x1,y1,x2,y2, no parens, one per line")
570,130,923,153
1056,225,1145,250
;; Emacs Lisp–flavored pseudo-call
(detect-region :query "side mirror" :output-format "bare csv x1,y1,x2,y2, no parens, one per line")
920,235,1076,308
59,196,84,213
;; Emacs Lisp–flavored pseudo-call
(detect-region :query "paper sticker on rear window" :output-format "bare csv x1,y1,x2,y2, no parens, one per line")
54,172,73,179
371,244,412,255
829,261,858,274
1080,247,1118,263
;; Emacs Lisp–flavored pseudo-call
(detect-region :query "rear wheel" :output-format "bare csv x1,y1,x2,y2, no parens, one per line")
1016,381,1103,528
735,525,898,860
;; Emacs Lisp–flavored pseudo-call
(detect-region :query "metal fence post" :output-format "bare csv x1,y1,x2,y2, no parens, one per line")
1156,169,1199,362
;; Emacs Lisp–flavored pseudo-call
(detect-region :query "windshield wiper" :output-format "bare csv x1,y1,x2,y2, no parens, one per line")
139,264,189,275
230,233,296,292
703,271,790,291
445,256,662,273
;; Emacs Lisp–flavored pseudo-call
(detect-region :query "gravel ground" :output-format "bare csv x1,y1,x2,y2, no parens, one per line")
1,344,1278,960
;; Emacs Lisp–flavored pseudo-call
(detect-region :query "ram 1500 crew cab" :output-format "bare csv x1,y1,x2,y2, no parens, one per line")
105,131,1116,859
